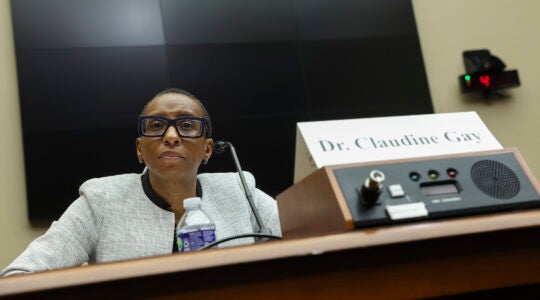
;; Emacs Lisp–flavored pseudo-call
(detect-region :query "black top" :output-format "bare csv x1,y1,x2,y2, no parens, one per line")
140,170,202,252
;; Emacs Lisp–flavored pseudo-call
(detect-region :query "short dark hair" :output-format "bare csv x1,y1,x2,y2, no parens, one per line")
142,88,213,138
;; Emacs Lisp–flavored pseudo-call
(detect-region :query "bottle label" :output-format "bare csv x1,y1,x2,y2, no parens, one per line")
178,229,216,252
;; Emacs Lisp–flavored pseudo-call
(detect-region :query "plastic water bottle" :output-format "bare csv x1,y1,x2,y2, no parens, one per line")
176,197,216,252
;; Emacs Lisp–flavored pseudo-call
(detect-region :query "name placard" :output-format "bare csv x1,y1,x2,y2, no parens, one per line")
294,112,502,182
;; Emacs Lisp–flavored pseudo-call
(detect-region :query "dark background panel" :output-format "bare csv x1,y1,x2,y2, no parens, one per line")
294,0,413,40
207,115,308,197
301,36,433,119
16,46,170,134
11,0,164,49
160,0,296,45
23,127,142,220
15,46,170,221
24,116,301,220
165,43,306,119
10,0,434,222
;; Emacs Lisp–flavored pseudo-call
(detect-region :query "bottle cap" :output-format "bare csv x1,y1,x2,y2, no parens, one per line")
183,197,202,210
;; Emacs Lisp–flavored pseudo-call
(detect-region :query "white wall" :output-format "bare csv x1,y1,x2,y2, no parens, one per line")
413,0,540,178
0,0,47,269
1,0,540,269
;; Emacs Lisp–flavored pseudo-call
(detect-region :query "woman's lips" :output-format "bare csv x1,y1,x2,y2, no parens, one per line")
159,151,184,159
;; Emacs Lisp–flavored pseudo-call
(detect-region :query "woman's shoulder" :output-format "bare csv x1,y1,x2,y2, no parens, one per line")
197,172,257,199
79,173,142,199
197,171,255,187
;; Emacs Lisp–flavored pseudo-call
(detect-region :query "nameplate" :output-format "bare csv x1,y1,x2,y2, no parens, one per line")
294,112,502,182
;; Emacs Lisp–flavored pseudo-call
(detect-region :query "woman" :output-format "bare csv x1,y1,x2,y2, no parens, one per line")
1,88,282,276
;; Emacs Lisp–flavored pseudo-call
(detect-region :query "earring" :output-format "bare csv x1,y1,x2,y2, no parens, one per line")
202,156,208,165
138,156,144,164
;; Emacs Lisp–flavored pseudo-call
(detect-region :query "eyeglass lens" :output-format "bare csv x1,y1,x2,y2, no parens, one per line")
142,118,203,137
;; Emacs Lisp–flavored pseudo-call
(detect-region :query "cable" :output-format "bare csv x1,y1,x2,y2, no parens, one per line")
199,233,282,250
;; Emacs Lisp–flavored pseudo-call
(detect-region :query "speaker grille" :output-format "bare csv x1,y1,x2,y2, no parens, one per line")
471,160,520,199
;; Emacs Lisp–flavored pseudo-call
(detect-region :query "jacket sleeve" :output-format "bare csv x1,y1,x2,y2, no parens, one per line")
0,195,100,276
253,188,282,237
244,172,282,237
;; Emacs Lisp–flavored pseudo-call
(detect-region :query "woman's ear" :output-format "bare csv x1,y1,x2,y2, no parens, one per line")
204,138,214,162
136,137,144,163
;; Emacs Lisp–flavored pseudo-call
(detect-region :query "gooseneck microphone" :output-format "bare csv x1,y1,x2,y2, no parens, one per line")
200,141,281,250
214,141,270,235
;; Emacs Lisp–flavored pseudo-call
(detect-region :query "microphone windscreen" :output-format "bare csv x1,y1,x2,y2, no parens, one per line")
214,141,229,154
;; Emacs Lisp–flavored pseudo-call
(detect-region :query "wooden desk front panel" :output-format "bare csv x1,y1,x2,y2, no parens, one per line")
2,225,540,299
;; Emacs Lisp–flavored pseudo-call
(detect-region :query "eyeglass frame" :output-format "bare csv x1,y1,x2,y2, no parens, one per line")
138,115,209,138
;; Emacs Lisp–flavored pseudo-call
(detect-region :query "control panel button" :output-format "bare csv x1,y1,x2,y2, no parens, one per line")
388,184,405,198
386,202,428,220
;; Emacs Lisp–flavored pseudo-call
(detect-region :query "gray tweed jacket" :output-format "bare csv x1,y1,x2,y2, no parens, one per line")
1,172,281,276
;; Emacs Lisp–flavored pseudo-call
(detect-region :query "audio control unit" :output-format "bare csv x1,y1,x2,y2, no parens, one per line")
335,151,540,228
277,148,540,237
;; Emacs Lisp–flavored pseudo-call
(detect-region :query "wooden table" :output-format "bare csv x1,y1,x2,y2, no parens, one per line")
2,208,540,299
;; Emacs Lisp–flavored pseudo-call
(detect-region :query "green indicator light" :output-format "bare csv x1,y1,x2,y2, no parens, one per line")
464,75,471,81
409,172,421,182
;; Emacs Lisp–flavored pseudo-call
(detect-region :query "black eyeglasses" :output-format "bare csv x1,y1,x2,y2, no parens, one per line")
138,115,208,138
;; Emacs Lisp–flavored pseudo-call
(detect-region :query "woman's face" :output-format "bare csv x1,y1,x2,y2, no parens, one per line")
136,93,213,180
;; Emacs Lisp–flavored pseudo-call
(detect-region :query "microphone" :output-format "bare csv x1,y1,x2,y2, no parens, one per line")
214,140,229,155
195,141,282,251
213,141,275,237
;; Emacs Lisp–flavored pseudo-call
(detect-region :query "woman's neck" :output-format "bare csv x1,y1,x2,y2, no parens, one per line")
148,172,197,219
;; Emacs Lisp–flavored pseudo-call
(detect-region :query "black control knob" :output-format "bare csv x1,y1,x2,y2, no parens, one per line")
360,170,385,205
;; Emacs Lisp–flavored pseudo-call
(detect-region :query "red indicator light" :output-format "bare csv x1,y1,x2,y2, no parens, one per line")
479,75,491,87
447,168,458,178
459,70,519,93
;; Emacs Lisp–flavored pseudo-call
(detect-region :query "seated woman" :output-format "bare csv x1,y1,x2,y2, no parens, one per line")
1,88,282,276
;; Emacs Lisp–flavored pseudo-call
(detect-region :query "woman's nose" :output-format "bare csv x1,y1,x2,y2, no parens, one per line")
163,125,181,145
